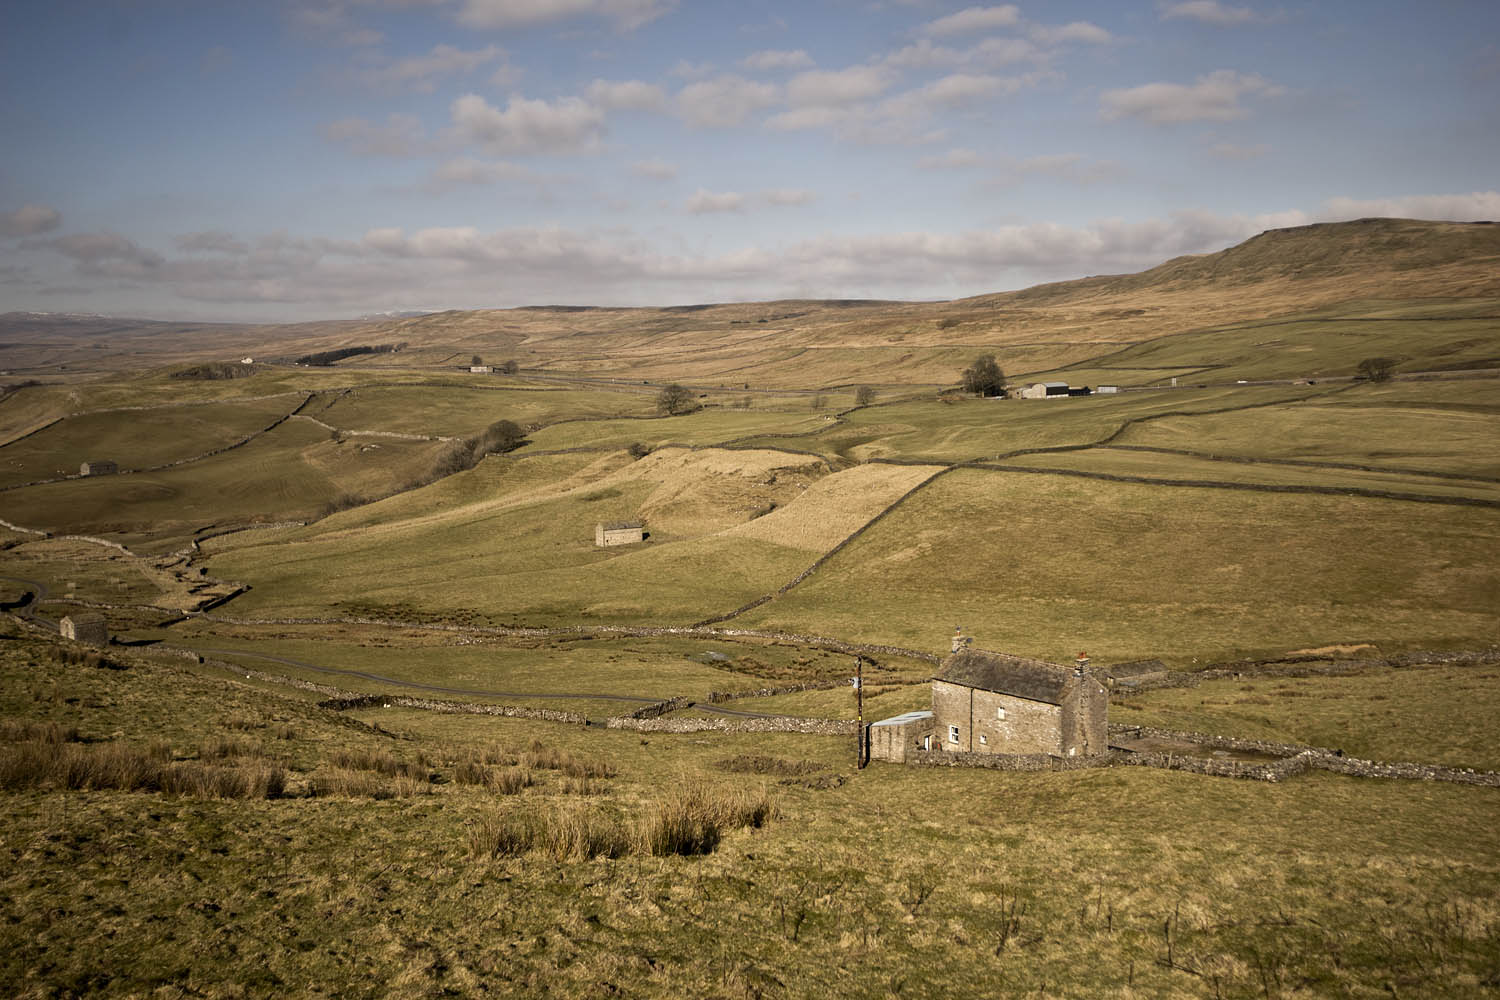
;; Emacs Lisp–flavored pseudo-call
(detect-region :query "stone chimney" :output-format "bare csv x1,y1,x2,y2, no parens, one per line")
951,627,972,654
1075,651,1090,676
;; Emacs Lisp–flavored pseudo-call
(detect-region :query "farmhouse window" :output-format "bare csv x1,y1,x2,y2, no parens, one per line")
948,726,960,744
978,734,988,745
996,707,1006,720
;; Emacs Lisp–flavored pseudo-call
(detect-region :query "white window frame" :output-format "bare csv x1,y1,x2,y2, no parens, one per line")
978,734,988,745
996,707,1006,720
948,725,960,744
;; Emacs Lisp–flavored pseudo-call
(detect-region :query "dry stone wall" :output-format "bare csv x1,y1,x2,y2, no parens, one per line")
604,715,857,735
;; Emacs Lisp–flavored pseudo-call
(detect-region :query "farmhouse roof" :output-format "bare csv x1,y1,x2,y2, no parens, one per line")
870,709,934,729
1035,381,1069,389
935,648,1075,705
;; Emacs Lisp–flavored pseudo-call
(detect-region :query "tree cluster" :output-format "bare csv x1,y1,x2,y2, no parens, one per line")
1357,357,1398,382
961,355,1005,397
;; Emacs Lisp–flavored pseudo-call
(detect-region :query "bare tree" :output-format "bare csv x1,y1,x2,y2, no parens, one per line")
1357,357,1397,382
855,385,877,406
656,384,697,415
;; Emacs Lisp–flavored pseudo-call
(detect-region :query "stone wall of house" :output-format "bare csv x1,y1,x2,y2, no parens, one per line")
907,749,1111,772
932,680,1063,755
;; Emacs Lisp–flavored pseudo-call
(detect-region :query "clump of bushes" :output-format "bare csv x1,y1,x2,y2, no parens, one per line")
171,362,255,380
294,343,407,366
418,418,530,485
45,645,123,671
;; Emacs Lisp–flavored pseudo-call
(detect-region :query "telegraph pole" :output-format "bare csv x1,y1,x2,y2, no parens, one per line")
853,656,865,768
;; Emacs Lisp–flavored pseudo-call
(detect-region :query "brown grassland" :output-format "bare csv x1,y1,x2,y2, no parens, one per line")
1,219,1498,997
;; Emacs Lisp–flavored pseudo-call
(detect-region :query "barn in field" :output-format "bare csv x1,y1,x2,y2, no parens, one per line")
79,460,118,476
595,520,645,547
59,613,109,647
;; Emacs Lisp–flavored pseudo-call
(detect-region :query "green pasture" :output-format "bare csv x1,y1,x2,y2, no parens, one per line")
736,384,1326,462
175,628,776,703
1115,379,1500,478
3,634,1499,998
0,394,301,488
722,681,931,720
0,420,446,551
313,383,658,437
734,468,1500,662
998,448,1500,501
514,406,831,452
1065,311,1500,383
1110,663,1500,771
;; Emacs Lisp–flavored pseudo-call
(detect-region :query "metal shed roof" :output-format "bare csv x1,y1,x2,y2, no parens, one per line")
870,710,934,728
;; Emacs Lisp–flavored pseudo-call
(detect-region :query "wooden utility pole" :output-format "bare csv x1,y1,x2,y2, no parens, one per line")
853,656,865,768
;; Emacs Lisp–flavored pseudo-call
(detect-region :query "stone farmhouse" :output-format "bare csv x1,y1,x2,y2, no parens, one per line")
60,613,109,646
80,460,118,476
1017,382,1092,399
870,630,1108,763
595,520,644,547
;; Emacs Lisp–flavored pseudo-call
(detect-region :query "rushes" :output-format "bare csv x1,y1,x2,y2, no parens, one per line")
0,738,284,799
467,783,776,861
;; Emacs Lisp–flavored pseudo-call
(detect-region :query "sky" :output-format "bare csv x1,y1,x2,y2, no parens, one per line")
1,0,1497,322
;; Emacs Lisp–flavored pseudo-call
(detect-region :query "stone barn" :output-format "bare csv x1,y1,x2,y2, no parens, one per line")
80,460,118,476
59,613,109,647
595,520,644,547
932,645,1107,757
1019,382,1070,399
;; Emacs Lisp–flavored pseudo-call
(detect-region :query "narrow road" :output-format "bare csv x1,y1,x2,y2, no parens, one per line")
196,647,662,705
0,574,53,628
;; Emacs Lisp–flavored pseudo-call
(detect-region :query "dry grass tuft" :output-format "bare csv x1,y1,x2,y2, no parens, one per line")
330,748,432,782
0,739,283,798
0,719,81,744
308,767,432,799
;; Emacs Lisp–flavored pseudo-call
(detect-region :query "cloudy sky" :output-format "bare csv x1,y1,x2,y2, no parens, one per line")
2,0,1497,321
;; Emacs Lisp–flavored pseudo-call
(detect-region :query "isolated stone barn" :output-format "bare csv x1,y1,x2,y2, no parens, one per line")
79,460,118,476
59,613,109,647
933,645,1107,757
595,520,644,547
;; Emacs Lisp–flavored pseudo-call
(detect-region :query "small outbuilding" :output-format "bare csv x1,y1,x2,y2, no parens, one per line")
868,710,936,763
469,365,492,374
80,460,118,476
59,613,109,647
595,520,644,547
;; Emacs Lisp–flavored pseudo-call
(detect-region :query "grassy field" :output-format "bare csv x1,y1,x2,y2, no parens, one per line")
732,468,1500,663
0,394,302,488
1110,663,1500,770
2,633,1498,998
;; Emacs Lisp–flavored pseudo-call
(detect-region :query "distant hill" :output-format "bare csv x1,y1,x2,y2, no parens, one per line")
3,219,1496,384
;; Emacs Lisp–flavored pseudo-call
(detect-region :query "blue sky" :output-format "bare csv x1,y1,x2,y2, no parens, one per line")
1,0,1496,320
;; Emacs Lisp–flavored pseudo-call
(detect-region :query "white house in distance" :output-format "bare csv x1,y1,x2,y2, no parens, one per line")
1019,381,1071,399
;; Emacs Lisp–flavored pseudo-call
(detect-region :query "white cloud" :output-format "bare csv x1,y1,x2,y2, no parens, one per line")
322,113,426,155
354,43,503,93
785,66,892,106
33,195,1497,314
685,189,745,213
764,189,815,206
1158,1,1259,26
1028,21,1112,44
630,158,677,179
175,231,248,254
740,49,815,72
1207,141,1269,159
763,106,847,131
1,204,62,238
922,5,1021,36
916,148,982,169
1100,70,1285,124
585,78,667,111
451,93,606,154
455,0,675,31
674,75,778,127
1322,191,1500,222
669,59,714,79
425,157,545,192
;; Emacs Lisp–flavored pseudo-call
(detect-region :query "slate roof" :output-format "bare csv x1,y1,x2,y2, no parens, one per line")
935,648,1075,705
598,520,643,530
